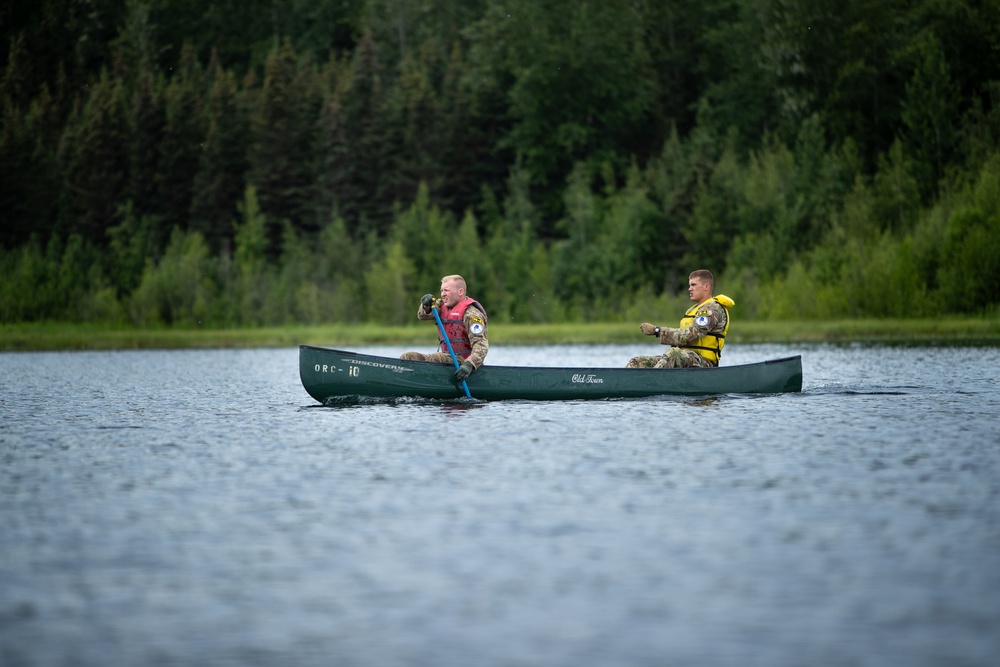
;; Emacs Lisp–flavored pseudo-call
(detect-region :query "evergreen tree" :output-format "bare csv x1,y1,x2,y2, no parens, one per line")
58,69,130,242
157,44,205,231
127,69,166,221
437,41,495,216
1,81,61,248
342,29,396,235
106,201,162,294
190,58,248,250
485,163,539,321
681,136,744,276
314,92,351,225
873,139,921,233
394,42,444,205
645,123,694,290
697,0,782,148
247,39,317,246
395,182,455,291
552,162,602,307
642,1,708,144
452,209,484,290
363,239,415,324
901,36,958,202
314,214,363,323
227,185,271,324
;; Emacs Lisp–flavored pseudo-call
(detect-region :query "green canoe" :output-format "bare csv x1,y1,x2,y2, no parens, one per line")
299,345,803,402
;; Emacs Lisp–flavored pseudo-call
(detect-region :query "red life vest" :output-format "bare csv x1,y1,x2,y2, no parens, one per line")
439,297,487,358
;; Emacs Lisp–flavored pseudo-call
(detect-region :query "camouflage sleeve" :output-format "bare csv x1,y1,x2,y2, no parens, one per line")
463,305,489,368
659,301,728,346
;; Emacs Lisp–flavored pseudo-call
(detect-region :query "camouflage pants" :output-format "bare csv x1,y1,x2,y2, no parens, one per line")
400,351,454,364
626,348,714,369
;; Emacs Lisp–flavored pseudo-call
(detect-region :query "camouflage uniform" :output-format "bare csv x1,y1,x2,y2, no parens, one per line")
400,301,489,370
626,299,729,369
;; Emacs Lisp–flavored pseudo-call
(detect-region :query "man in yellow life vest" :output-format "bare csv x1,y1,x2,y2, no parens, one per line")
626,269,734,369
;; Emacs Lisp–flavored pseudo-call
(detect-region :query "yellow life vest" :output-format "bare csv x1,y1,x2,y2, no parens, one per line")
677,294,734,365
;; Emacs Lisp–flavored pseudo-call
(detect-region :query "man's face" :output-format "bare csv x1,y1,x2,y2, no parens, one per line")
688,277,711,303
440,280,463,307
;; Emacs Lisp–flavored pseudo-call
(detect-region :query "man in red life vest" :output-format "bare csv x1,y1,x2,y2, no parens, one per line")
627,269,734,369
400,274,489,380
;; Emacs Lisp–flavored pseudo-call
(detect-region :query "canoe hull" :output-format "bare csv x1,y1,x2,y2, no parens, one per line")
299,345,803,402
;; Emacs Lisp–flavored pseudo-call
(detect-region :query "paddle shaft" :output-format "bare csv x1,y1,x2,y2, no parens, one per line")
431,305,473,399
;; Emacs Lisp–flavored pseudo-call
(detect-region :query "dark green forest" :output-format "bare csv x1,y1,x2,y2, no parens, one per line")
2,0,999,327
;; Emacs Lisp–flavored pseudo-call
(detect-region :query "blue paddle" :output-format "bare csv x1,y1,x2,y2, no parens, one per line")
431,305,473,399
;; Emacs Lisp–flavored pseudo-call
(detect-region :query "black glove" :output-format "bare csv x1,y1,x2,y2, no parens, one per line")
454,360,475,381
420,293,435,308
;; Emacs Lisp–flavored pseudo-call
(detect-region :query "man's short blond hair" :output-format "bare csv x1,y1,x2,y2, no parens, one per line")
441,275,467,291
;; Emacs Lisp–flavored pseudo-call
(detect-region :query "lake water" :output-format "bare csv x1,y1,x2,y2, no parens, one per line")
2,343,999,667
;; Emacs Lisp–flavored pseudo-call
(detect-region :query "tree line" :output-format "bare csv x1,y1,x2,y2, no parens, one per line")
2,0,999,326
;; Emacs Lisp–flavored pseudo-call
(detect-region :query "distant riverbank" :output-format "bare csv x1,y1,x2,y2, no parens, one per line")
3,318,999,351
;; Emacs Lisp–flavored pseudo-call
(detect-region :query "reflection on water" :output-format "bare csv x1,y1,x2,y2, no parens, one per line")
435,400,487,415
310,394,487,411
1,344,998,667
683,396,723,407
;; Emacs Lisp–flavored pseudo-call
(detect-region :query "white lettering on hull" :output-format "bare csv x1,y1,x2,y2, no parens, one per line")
314,359,415,376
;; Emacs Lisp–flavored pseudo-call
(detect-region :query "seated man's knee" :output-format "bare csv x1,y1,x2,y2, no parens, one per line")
627,356,656,368
655,349,688,368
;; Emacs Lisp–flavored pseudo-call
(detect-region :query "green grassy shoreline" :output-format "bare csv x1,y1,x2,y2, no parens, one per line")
3,319,999,351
